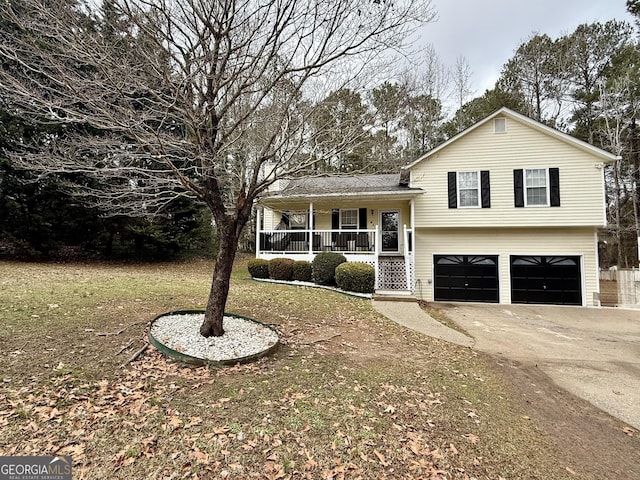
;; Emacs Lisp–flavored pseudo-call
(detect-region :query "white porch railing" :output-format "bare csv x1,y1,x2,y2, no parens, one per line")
257,229,377,255
255,226,415,294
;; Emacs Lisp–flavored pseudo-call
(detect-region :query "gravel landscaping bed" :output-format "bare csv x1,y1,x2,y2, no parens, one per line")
150,312,279,363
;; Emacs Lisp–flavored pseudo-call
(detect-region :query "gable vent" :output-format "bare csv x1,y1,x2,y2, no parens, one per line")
494,117,506,133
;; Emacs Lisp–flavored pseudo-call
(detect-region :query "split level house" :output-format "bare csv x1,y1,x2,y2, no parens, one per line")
255,107,619,306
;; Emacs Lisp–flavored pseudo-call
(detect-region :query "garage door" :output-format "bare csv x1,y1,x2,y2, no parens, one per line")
434,255,499,302
510,256,582,305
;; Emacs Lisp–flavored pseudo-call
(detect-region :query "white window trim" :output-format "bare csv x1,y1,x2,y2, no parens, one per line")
524,167,550,207
379,209,401,254
457,171,481,208
494,117,507,133
340,208,358,230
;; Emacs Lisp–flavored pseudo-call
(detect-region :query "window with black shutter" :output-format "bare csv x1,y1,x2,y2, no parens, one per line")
514,168,560,207
448,170,490,208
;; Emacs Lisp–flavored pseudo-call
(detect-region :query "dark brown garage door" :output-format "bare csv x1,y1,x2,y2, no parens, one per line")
510,256,582,305
434,255,499,303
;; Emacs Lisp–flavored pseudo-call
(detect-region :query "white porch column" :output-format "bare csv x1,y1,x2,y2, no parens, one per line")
308,202,314,255
403,224,411,291
374,223,380,290
409,199,415,293
410,199,415,238
255,207,262,257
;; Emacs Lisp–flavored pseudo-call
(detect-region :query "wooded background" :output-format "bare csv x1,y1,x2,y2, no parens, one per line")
2,0,640,267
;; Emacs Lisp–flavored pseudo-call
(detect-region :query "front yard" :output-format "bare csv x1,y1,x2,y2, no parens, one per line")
0,258,590,478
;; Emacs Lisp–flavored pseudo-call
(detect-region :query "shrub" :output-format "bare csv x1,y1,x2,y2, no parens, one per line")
247,258,269,279
312,251,347,286
293,260,313,282
268,257,294,281
335,262,375,293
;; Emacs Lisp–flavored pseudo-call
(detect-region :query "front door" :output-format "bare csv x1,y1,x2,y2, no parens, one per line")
380,211,399,253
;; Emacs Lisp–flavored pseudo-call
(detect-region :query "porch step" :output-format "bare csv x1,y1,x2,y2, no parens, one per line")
372,293,417,302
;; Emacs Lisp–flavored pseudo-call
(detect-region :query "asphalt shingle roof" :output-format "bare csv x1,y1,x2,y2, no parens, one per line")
271,173,417,198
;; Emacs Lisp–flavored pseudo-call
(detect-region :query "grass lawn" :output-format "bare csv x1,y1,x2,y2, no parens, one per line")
0,257,575,479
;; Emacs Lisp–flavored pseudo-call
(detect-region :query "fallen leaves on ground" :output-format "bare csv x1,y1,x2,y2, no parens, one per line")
0,349,494,479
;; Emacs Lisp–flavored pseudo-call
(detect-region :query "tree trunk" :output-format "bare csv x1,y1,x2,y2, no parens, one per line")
200,232,239,337
632,117,640,265
615,159,623,267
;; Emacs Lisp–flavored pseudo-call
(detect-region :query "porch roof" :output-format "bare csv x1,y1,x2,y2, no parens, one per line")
262,173,423,202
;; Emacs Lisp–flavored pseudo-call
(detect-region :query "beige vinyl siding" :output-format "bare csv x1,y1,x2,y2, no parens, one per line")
262,207,278,230
414,227,599,306
411,117,606,228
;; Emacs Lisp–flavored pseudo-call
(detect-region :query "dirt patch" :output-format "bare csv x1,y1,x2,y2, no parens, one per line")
489,355,640,479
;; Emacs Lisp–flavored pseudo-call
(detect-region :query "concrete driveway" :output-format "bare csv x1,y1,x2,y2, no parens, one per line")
436,303,640,430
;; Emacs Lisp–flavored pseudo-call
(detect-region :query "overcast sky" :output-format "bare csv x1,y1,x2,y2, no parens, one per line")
414,0,635,96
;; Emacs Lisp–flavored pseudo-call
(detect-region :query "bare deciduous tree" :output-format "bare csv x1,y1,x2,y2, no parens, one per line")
500,33,570,125
451,55,473,132
0,0,434,336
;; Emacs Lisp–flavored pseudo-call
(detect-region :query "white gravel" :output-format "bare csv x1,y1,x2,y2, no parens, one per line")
150,313,279,362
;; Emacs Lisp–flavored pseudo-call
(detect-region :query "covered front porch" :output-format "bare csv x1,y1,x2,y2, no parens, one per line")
256,205,417,293
255,173,423,294
256,224,415,293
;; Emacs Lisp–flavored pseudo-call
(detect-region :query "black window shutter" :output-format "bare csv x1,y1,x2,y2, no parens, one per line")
281,211,290,227
549,168,560,207
331,209,339,229
514,169,524,207
481,170,491,208
358,208,367,229
447,172,457,208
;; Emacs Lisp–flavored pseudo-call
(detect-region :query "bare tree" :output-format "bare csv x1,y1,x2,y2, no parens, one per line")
562,20,632,143
599,77,632,266
451,55,474,132
499,33,570,125
0,0,433,336
420,44,449,103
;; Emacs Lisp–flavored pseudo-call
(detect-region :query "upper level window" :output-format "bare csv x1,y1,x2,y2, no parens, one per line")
458,171,480,207
340,209,358,229
448,171,491,209
494,117,506,133
514,168,560,207
525,168,549,206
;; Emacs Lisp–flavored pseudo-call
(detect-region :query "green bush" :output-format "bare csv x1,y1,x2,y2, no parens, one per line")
247,258,269,279
312,251,347,286
268,257,295,281
293,260,313,282
335,262,375,293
